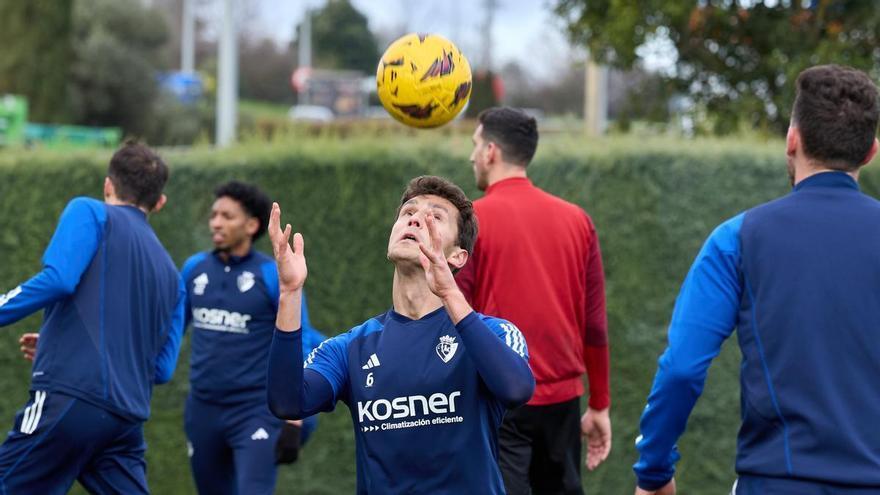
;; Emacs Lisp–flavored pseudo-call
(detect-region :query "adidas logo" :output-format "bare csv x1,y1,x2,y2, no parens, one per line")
361,353,381,370
250,427,269,440
20,390,46,435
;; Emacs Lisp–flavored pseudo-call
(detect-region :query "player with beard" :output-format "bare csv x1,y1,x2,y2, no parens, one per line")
457,107,612,494
633,65,880,494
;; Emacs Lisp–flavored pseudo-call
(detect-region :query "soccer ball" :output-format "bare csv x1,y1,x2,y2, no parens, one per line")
376,33,472,128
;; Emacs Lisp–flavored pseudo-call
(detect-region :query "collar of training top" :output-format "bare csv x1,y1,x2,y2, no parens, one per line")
387,305,447,324
212,248,254,265
485,176,532,195
793,170,859,192
115,204,148,219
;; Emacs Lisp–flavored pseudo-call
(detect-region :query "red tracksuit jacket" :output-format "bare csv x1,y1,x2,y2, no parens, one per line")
456,177,610,409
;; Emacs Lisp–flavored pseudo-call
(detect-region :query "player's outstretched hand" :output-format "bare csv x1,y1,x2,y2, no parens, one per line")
582,407,612,470
417,213,458,300
19,333,38,362
269,202,307,292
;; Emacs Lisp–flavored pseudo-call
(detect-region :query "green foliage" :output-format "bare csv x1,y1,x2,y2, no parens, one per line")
0,0,193,145
0,0,73,123
553,0,880,134
69,0,169,137
612,69,676,131
2,136,868,493
145,94,207,146
296,0,380,74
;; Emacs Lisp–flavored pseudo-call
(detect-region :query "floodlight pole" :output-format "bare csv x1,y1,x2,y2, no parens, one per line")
216,0,238,147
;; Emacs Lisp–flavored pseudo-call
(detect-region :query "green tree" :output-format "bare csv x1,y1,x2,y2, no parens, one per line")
294,0,379,74
0,0,74,123
553,0,880,134
68,0,169,136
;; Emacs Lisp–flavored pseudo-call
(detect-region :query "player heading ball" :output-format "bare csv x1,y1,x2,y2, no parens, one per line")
267,175,535,494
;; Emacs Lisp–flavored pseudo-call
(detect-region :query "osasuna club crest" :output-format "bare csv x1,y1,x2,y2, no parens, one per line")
237,271,255,293
435,335,458,363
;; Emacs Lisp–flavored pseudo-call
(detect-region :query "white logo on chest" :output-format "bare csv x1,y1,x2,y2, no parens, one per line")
357,391,461,422
237,271,255,293
192,307,252,334
193,273,209,295
435,335,458,363
361,353,381,370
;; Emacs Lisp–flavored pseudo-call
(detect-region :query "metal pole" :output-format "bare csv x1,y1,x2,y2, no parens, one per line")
181,0,195,73
298,6,312,105
585,59,607,137
216,0,238,147
481,0,496,70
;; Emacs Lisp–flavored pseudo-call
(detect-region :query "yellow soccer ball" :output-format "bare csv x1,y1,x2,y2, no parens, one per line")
376,33,472,128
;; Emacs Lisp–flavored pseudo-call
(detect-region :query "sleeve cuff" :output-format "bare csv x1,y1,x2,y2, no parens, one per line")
637,477,673,491
589,394,611,411
274,327,303,340
585,344,610,410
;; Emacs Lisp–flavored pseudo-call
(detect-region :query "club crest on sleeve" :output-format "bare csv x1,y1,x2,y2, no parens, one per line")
237,271,255,293
435,335,458,363
193,273,209,295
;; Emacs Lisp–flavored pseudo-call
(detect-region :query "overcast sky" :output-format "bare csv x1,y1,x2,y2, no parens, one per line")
251,0,578,79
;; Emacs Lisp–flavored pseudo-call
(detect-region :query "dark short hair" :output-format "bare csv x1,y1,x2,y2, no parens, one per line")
108,141,169,210
398,176,478,255
792,65,880,170
477,107,539,166
214,180,272,241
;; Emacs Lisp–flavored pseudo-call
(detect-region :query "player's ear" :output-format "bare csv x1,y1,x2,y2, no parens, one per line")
786,125,800,160
486,142,499,165
860,137,879,166
446,247,468,271
151,194,168,213
245,216,260,237
103,177,115,200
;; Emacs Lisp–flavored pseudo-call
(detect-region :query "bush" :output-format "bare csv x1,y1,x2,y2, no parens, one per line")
0,136,831,493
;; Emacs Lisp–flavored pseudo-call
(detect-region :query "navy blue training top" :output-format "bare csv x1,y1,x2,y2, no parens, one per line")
0,197,185,422
267,307,535,495
181,250,324,404
634,172,880,490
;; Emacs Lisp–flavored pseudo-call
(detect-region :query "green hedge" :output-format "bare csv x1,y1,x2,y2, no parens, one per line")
2,136,865,494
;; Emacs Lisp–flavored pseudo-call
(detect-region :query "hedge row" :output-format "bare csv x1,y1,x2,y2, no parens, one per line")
1,136,852,494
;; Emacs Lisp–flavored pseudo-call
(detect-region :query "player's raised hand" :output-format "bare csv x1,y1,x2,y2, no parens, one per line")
269,202,307,292
19,333,38,362
417,212,459,299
